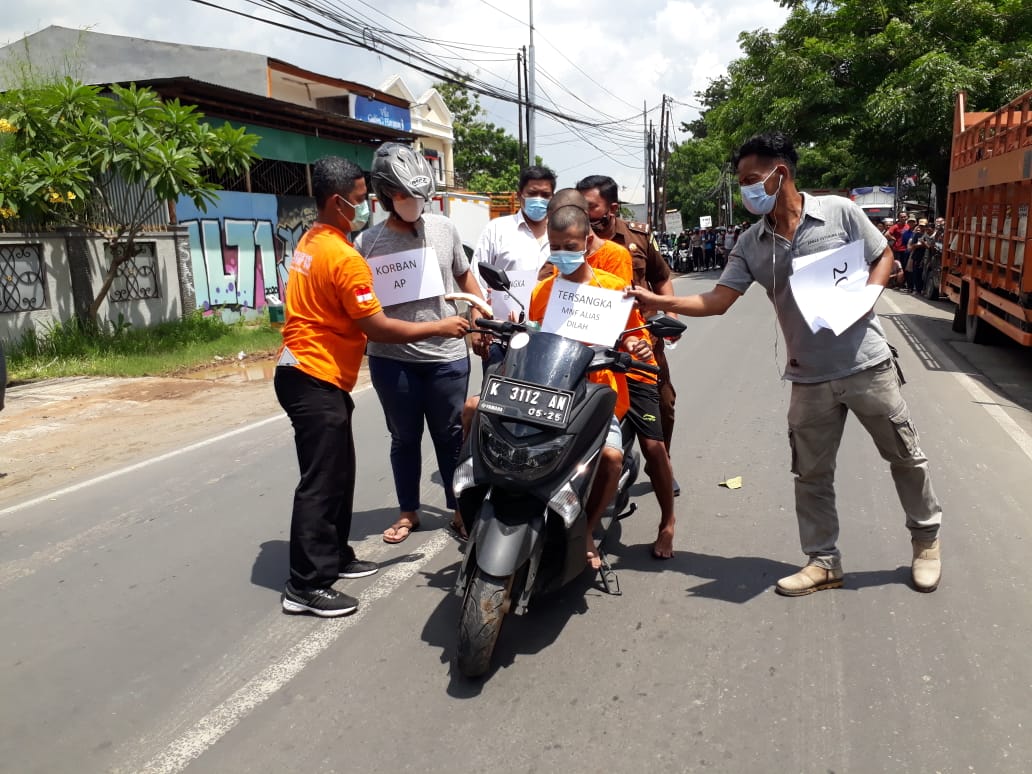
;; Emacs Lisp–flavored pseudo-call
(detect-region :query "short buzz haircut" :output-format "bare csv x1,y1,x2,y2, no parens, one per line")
731,132,799,178
546,187,589,215
575,174,619,206
519,165,557,193
548,204,590,237
311,156,366,209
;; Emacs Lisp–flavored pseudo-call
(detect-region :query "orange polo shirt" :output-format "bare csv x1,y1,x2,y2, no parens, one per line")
280,223,382,391
529,267,635,419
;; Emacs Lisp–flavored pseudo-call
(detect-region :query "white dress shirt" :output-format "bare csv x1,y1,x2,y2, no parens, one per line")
472,210,550,286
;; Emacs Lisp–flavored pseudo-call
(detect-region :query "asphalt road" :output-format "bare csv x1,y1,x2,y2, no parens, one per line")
2,274,1031,774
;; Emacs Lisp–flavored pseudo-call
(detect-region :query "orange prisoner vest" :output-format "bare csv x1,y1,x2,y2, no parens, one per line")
529,267,640,419
280,223,383,391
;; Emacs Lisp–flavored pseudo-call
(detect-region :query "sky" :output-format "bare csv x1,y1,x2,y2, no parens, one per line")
0,0,791,204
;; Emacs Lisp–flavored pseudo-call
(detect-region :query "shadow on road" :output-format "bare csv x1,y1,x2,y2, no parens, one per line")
250,539,432,591
843,565,912,591
882,303,1032,414
610,543,798,603
349,504,451,542
418,559,594,697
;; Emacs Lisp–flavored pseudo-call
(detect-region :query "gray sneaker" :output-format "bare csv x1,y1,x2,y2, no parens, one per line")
282,583,358,617
339,559,378,579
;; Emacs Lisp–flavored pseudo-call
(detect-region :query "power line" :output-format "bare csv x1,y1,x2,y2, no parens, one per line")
474,0,641,112
197,0,645,132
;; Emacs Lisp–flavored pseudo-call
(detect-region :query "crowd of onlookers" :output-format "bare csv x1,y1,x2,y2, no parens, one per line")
877,212,945,294
660,225,747,273
658,209,945,294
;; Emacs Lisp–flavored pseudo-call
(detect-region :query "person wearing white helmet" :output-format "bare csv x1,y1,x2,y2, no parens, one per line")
355,143,487,544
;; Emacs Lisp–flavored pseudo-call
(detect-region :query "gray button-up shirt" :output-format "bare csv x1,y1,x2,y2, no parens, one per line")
718,194,892,383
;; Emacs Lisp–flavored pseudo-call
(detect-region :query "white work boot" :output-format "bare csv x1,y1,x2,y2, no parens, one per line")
775,563,843,597
911,538,941,592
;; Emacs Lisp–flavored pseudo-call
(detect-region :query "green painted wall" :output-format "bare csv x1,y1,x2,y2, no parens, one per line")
218,121,373,168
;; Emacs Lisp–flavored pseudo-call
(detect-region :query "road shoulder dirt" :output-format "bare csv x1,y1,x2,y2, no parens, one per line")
0,362,286,509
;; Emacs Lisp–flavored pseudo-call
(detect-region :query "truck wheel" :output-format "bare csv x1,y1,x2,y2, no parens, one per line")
965,311,994,344
456,570,512,678
952,283,968,333
951,303,966,333
923,267,939,300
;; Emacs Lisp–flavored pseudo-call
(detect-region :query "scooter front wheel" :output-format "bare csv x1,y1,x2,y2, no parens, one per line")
456,569,512,678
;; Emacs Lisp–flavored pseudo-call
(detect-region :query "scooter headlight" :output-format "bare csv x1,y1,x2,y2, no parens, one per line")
479,426,572,480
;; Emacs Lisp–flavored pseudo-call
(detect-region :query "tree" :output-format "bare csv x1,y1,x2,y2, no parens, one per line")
669,0,1032,212
435,78,538,192
0,79,258,324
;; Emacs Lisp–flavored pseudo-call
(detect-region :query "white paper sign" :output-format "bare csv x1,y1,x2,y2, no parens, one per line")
367,247,445,307
789,240,884,335
540,278,636,346
489,269,537,321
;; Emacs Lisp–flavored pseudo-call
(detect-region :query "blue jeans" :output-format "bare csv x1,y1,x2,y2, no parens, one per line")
368,355,470,511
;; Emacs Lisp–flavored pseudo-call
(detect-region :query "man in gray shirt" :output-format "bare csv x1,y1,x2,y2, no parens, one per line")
627,132,943,596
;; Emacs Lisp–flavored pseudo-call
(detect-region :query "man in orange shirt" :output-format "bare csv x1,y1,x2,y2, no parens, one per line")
275,156,470,617
547,190,678,558
577,175,681,500
529,204,651,570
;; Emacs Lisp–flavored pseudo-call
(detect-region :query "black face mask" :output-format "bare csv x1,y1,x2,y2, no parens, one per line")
590,214,611,234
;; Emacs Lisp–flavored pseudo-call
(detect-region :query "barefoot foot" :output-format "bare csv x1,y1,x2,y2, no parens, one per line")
652,526,675,559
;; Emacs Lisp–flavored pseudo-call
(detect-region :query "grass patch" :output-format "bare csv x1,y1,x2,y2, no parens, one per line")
4,312,283,382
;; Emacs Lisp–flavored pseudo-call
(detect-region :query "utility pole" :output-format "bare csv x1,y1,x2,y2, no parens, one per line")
643,100,650,230
643,120,652,230
517,48,525,169
657,94,670,234
527,0,536,164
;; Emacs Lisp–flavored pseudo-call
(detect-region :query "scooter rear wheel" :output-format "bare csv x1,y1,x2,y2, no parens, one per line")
456,570,512,678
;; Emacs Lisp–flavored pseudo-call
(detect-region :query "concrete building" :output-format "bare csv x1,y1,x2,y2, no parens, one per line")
380,75,456,189
0,26,472,332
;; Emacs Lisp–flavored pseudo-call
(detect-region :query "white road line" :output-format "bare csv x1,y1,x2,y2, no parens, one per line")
0,414,286,519
1,382,378,519
136,530,453,774
882,295,1032,464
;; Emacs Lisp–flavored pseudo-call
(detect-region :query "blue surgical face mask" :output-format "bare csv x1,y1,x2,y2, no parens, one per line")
549,249,586,276
740,167,782,216
522,196,549,222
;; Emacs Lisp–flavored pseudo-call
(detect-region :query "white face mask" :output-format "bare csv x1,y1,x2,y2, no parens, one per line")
393,196,426,223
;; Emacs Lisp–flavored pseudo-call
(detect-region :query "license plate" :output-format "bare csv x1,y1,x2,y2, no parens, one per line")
478,376,573,428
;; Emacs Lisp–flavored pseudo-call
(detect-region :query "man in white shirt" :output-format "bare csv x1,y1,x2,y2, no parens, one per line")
472,165,556,362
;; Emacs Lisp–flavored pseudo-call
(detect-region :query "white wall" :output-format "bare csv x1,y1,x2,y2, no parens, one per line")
0,230,186,343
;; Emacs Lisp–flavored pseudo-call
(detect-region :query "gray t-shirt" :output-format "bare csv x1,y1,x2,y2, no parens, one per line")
718,194,892,383
355,213,470,363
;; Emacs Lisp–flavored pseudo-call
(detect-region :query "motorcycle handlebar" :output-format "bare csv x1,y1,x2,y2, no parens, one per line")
629,360,661,375
475,318,524,335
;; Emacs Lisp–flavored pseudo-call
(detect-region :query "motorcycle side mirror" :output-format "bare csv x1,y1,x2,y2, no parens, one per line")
478,264,511,293
646,314,687,339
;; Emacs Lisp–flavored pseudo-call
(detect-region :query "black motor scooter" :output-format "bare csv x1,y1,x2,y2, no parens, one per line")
452,265,685,677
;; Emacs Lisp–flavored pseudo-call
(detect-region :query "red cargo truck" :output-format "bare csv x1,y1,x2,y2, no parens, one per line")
942,89,1032,345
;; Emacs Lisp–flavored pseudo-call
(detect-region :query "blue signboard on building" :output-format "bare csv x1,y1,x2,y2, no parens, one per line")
352,95,411,132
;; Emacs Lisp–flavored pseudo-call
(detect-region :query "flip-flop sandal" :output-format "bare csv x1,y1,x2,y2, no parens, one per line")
448,519,469,542
383,520,419,544
598,552,622,596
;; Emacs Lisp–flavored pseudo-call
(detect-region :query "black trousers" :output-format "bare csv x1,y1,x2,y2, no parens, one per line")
274,366,358,590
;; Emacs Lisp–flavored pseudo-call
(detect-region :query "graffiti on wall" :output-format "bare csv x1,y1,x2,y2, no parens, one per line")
176,190,316,311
